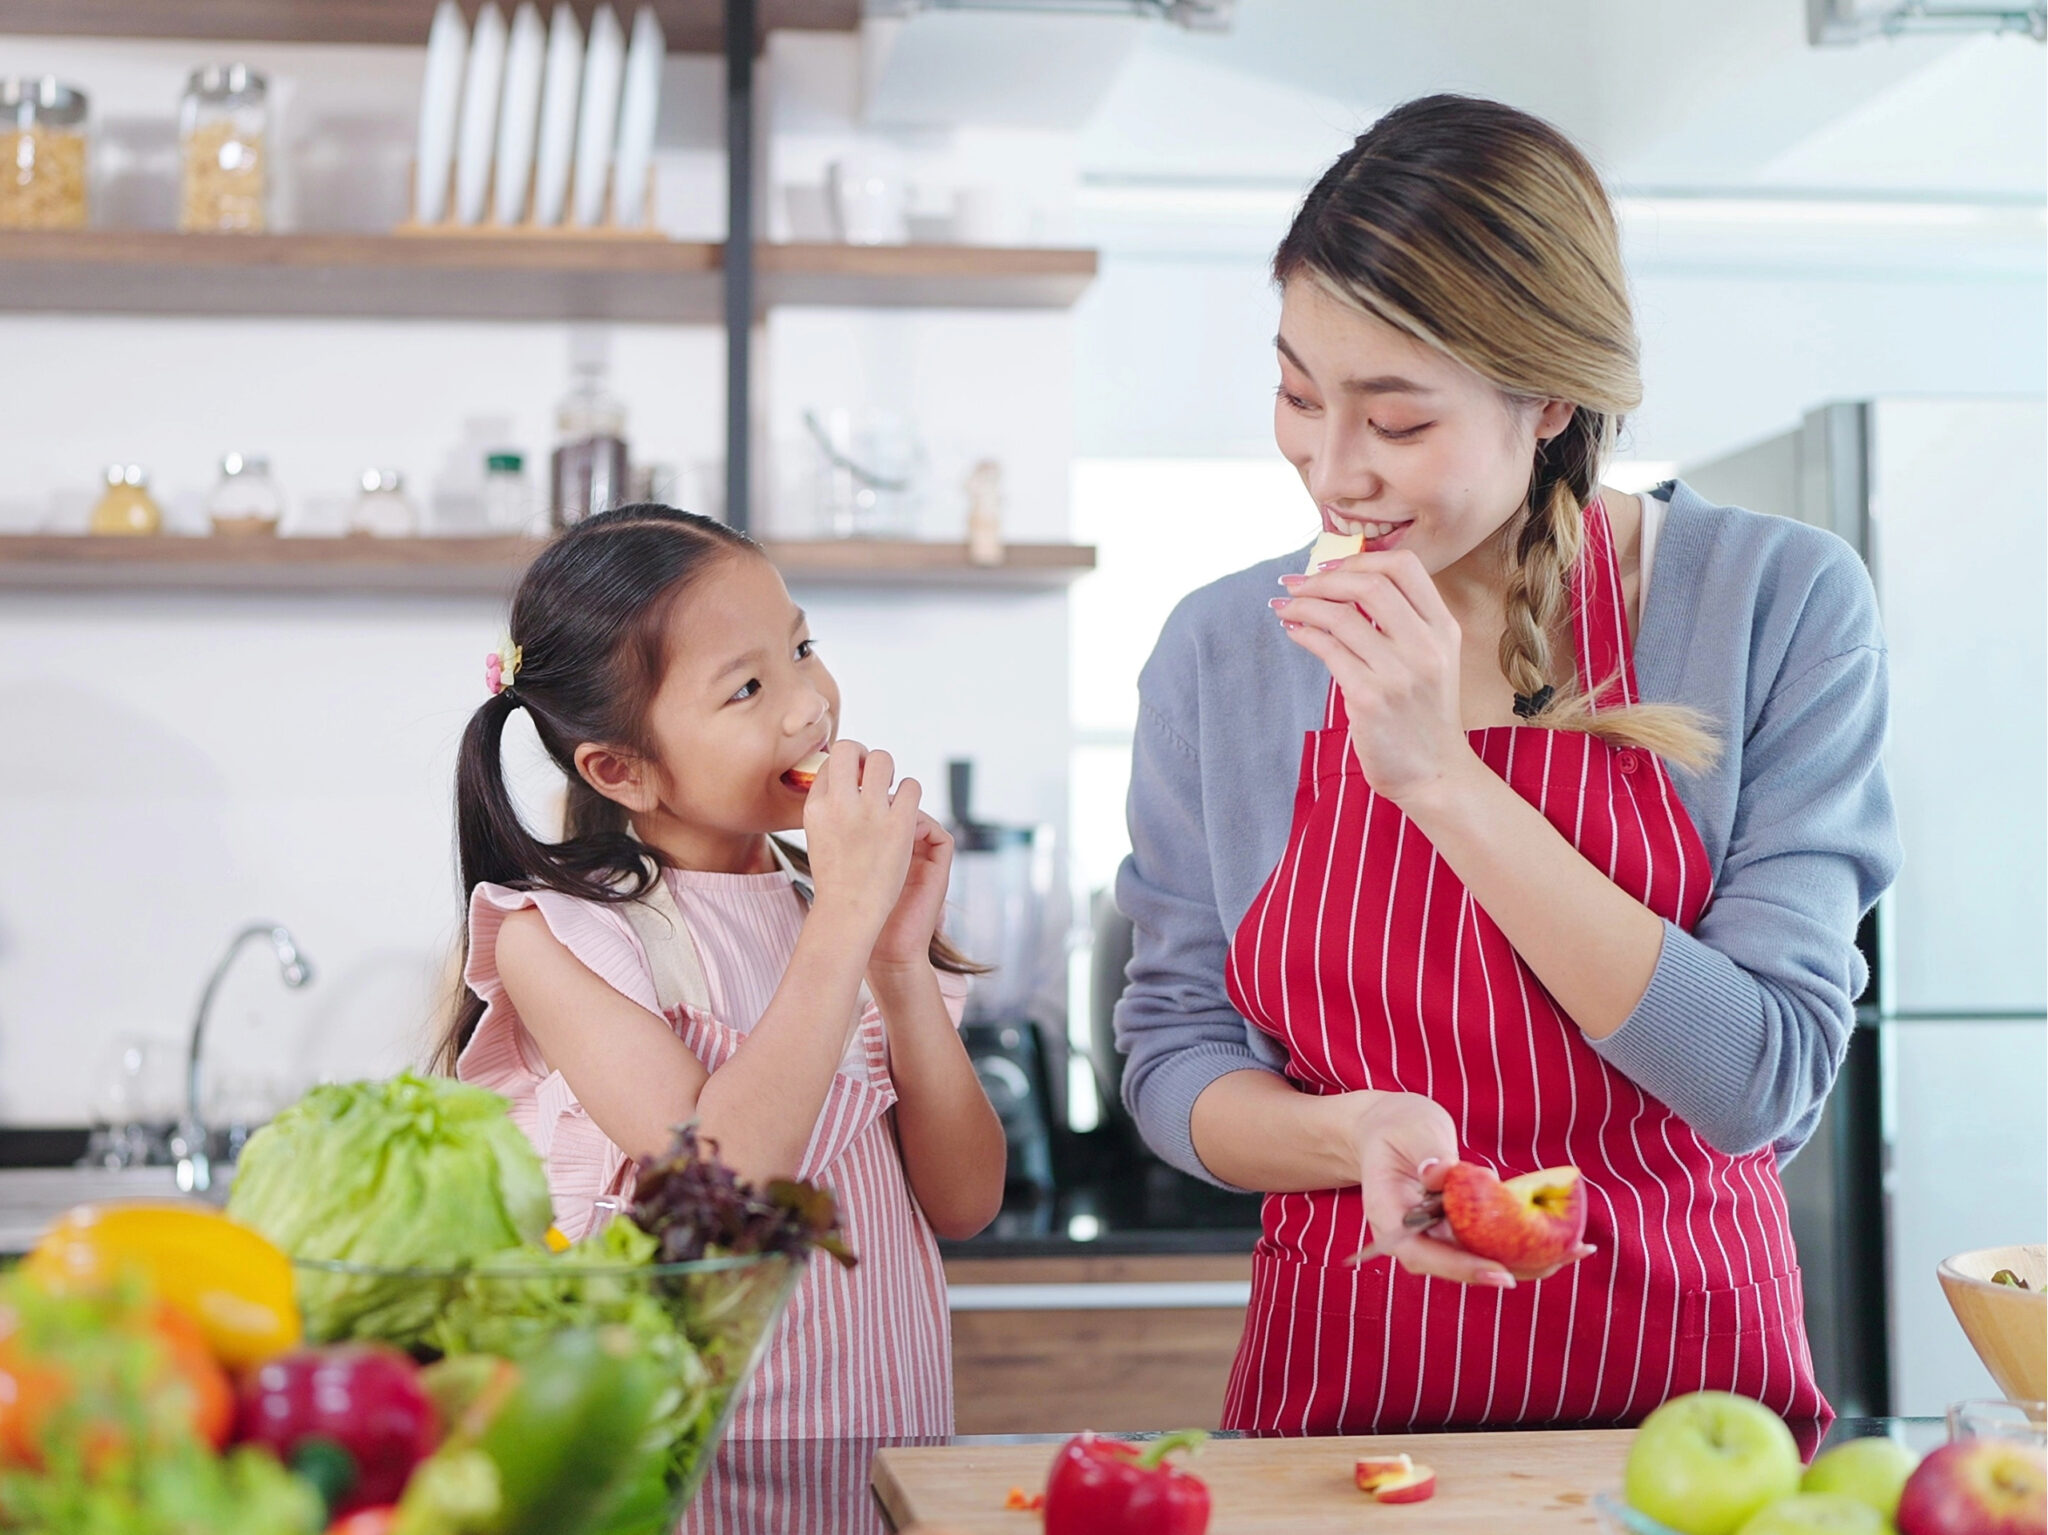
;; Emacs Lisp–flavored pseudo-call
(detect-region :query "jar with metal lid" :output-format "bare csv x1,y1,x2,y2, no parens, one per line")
0,78,89,229
350,469,419,537
206,452,285,535
90,465,163,537
180,65,267,232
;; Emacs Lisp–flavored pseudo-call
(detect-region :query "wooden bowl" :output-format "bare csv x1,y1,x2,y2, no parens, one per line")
1938,1243,2047,1403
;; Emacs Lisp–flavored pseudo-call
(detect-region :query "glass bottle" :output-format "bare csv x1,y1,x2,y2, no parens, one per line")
0,77,89,229
350,469,419,537
206,452,284,535
89,465,162,536
482,451,537,534
180,65,267,232
549,360,630,529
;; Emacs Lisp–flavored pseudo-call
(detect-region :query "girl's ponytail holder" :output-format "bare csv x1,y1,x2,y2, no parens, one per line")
485,638,523,697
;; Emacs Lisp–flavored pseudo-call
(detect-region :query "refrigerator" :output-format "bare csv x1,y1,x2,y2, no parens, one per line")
1683,398,2048,1417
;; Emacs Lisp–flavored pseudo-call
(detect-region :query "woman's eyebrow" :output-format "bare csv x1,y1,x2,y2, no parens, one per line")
1275,334,1435,397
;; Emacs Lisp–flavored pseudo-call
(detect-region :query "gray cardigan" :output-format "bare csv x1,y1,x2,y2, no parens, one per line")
1113,480,1902,1186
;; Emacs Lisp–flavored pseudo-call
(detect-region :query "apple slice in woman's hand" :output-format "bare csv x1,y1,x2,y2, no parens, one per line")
1440,1162,1590,1274
1306,528,1365,572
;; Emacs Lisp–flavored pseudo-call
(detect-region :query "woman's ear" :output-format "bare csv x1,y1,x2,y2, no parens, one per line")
574,741,658,814
1534,398,1577,446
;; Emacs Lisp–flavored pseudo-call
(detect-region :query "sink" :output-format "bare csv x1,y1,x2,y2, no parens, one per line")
0,1166,231,1257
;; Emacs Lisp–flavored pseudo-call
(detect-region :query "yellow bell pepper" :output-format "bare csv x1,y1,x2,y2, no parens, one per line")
23,1202,301,1371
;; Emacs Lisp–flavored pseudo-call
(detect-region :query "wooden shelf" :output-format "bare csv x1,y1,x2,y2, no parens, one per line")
0,535,1096,594
0,232,1098,322
0,0,857,53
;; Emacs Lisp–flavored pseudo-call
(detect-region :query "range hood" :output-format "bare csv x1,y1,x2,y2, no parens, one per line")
1807,0,2044,42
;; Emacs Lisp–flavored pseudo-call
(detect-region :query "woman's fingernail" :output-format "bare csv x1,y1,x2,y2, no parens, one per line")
1268,597,1290,610
1417,1157,1440,1174
1481,1271,1516,1288
1278,572,1307,587
1281,619,1304,632
1316,560,1345,572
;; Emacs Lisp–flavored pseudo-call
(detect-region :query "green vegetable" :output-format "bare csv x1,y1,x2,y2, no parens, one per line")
0,1439,324,1535
392,1330,663,1535
227,1074,552,1345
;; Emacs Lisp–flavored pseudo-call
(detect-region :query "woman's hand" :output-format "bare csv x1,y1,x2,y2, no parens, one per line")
1273,550,1475,805
870,811,955,975
1349,1091,1595,1285
801,740,920,939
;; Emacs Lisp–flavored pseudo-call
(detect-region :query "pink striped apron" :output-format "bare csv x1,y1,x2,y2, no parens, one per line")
1220,500,1826,1434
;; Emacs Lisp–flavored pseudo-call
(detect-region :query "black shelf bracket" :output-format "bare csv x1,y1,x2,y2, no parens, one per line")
723,0,757,532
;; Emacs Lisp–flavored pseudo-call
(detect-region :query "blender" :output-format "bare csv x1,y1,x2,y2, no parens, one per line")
945,759,1060,1195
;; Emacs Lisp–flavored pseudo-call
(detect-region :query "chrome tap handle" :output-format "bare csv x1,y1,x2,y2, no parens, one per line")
179,922,314,1193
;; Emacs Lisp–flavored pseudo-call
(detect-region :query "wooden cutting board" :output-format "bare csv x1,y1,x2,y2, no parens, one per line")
872,1429,1634,1533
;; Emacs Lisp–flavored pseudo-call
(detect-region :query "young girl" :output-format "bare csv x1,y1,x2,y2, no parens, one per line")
436,503,1006,1445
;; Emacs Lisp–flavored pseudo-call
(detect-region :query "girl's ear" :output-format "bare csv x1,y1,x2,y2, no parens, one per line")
574,741,659,814
1533,398,1577,445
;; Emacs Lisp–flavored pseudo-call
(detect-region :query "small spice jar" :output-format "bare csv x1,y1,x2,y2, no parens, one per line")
0,78,90,230
206,452,285,535
350,469,419,537
180,65,267,232
90,465,163,537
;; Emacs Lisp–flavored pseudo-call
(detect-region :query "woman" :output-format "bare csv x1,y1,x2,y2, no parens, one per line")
1114,94,1900,1435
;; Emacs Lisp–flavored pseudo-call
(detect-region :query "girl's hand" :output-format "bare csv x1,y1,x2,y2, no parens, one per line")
870,811,954,975
1274,550,1474,805
1348,1092,1595,1285
801,740,920,937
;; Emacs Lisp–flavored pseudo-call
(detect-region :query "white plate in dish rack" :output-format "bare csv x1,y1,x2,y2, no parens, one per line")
571,3,627,227
531,1,583,226
413,0,468,225
492,1,546,224
611,5,664,228
453,1,508,225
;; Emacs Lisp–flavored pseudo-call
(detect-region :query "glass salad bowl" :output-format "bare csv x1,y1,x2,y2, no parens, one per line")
289,1249,802,1534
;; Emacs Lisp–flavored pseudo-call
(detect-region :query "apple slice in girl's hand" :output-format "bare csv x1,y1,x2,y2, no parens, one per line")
1306,528,1365,573
783,750,829,792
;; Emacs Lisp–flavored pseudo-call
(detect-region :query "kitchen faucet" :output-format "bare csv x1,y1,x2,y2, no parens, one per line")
171,923,313,1194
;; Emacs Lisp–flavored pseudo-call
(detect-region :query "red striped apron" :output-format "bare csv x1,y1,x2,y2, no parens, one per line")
1220,500,1826,1434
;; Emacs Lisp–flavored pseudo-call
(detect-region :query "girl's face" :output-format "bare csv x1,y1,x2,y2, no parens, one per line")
632,551,840,842
1273,277,1572,587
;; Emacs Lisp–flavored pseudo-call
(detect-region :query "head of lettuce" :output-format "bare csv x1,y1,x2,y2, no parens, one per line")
227,1072,553,1346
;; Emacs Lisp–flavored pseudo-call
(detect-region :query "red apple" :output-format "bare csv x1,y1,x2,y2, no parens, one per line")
1896,1440,2046,1535
1440,1162,1589,1273
1370,1463,1436,1504
782,749,828,793
1355,1452,1414,1492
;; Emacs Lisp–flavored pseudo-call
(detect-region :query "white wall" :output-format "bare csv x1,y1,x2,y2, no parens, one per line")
0,32,1075,1126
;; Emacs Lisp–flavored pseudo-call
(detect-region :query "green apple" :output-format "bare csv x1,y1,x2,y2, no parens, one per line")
1625,1391,1804,1535
1735,1492,1889,1535
1802,1437,1921,1521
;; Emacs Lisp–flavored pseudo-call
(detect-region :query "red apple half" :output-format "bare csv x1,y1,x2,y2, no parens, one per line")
1440,1162,1589,1273
1896,1439,2047,1535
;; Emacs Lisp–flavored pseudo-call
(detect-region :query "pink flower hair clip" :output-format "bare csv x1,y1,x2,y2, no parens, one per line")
485,638,523,696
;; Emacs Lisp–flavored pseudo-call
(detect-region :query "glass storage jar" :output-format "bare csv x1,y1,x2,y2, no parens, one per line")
180,65,267,232
90,465,163,537
0,77,89,229
206,452,284,535
350,468,419,537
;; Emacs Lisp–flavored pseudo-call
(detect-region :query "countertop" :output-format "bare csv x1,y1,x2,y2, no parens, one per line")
690,1417,1948,1534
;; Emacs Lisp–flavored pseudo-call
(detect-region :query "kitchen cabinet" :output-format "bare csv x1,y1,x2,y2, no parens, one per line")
944,1253,1252,1434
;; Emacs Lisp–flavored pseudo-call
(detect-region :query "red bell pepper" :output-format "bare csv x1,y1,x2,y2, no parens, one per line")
1043,1430,1211,1535
235,1344,439,1515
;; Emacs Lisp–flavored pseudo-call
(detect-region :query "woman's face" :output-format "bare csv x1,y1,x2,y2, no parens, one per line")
1273,277,1571,583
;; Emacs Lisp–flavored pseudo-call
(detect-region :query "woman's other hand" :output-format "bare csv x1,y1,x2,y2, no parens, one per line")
1349,1091,1595,1285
